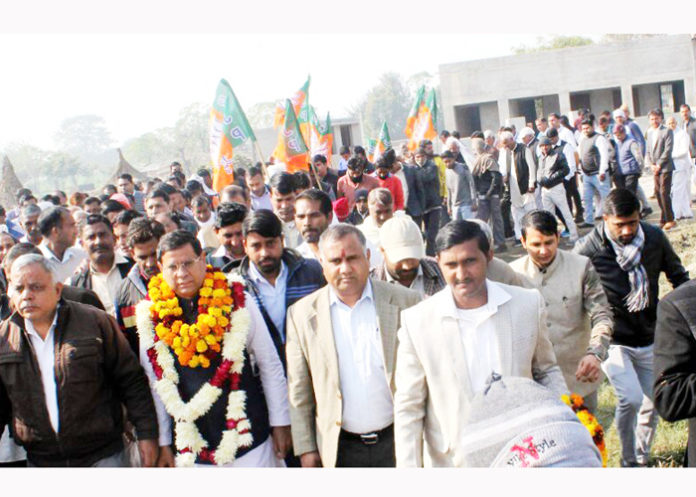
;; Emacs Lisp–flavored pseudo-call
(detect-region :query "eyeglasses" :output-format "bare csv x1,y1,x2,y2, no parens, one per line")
163,257,201,274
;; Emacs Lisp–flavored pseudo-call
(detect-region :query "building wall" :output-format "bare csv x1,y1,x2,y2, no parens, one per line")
479,102,500,132
440,34,696,132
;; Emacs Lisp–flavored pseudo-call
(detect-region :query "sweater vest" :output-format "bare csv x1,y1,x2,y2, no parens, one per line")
617,138,641,176
579,133,601,175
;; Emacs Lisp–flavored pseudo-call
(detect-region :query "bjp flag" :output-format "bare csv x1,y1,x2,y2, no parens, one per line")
209,79,256,192
406,86,438,151
273,99,309,172
310,111,333,161
273,76,310,129
372,121,392,163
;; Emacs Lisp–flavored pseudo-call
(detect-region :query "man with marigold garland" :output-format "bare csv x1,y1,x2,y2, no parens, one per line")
137,230,291,467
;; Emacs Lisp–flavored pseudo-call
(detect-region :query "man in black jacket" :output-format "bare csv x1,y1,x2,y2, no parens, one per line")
537,136,578,243
574,188,689,466
654,279,696,466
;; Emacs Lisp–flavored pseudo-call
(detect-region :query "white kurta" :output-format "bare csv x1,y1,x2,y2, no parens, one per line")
671,127,694,219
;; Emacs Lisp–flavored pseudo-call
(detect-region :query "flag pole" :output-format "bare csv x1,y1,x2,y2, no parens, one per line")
252,139,270,180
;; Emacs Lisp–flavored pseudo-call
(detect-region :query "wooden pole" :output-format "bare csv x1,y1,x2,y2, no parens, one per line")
252,139,271,181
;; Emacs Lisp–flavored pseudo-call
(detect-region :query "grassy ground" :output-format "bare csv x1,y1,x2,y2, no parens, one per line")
495,184,696,467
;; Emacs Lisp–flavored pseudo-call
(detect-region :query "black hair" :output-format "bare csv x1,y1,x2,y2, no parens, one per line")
157,229,202,261
4,242,42,267
440,130,450,138
292,171,311,191
186,180,204,194
353,145,366,155
580,118,594,127
41,194,60,205
548,112,560,120
103,184,117,195
127,217,166,248
118,173,134,183
451,131,461,139
470,131,484,139
191,195,211,209
648,108,664,119
37,206,70,237
435,220,490,255
440,150,454,159
0,205,5,217
339,145,351,155
101,199,126,217
603,188,641,218
157,183,177,196
235,167,248,178
167,175,184,189
347,157,363,170
159,212,181,229
296,189,332,216
197,168,211,177
84,196,100,206
113,209,143,227
247,166,262,178
216,202,248,229
170,161,182,168
242,209,283,239
15,188,32,201
269,171,295,195
520,210,559,239
312,154,327,164
147,189,170,204
546,127,559,139
81,214,113,235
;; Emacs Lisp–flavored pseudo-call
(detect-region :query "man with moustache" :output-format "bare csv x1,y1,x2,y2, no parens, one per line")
207,202,248,273
235,209,325,368
114,217,166,355
37,206,87,283
70,214,134,316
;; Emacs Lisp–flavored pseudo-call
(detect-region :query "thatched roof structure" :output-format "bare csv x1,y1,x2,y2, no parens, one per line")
107,148,147,184
0,155,24,208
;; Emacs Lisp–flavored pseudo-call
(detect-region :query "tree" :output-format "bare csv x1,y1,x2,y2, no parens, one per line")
246,101,277,129
54,114,113,160
600,34,665,43
172,102,209,174
352,72,412,141
512,35,594,54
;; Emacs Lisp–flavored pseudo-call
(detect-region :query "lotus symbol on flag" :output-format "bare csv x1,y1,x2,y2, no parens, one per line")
288,138,301,152
220,155,234,174
283,129,294,138
230,126,246,141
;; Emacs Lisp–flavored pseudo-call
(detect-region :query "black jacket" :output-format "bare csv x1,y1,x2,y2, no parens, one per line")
511,142,532,194
537,149,569,189
417,160,442,212
402,164,425,218
574,221,689,347
654,280,696,466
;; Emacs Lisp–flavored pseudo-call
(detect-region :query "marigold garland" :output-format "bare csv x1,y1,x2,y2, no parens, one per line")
148,268,234,368
136,270,254,466
562,393,607,467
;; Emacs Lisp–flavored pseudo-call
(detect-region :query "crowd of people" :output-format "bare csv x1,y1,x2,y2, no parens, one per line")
1,102,696,468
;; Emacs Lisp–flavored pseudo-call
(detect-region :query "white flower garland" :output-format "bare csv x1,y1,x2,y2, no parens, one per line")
136,273,254,467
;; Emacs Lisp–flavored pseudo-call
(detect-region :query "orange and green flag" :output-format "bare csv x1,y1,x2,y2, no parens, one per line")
371,122,392,163
407,86,438,151
297,98,313,147
273,76,310,129
209,79,256,192
309,110,333,161
273,99,309,172
405,85,425,145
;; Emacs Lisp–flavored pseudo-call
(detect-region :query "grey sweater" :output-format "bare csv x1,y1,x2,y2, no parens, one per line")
445,162,477,209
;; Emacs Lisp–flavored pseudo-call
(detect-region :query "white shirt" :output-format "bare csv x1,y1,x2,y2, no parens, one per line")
25,311,60,433
248,260,288,341
296,241,318,260
250,189,273,212
445,280,511,394
558,126,578,148
40,244,87,283
329,282,393,433
90,253,129,316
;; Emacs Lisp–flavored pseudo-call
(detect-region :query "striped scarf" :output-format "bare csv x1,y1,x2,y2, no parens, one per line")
605,223,649,312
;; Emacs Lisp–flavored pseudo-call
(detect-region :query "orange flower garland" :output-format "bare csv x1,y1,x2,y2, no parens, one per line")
562,393,607,467
148,267,234,368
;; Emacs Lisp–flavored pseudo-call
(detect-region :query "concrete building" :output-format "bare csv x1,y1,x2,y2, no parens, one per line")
439,34,696,135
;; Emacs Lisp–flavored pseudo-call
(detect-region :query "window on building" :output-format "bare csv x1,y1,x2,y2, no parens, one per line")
339,125,353,148
660,84,675,113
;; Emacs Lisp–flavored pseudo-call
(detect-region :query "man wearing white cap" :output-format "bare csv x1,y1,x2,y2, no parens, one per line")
372,216,445,299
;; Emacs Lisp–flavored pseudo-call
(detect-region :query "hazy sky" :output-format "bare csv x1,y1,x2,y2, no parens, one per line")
0,33,572,150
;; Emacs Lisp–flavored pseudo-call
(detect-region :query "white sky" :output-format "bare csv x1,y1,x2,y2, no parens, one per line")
0,1,690,151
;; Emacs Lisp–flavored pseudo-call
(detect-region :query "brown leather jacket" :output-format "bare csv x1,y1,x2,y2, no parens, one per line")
0,299,158,466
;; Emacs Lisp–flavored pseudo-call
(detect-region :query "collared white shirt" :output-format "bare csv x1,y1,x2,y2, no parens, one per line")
25,311,60,433
558,126,578,148
90,253,129,316
296,241,318,260
444,280,511,394
248,260,288,340
250,189,273,212
329,282,393,433
282,221,303,249
40,244,87,283
384,263,425,298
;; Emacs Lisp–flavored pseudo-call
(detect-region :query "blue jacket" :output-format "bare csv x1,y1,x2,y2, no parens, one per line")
235,248,326,370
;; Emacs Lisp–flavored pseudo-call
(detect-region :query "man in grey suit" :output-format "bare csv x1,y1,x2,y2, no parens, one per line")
645,108,676,230
286,223,421,467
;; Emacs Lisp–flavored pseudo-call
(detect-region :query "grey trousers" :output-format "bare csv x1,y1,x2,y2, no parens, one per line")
477,195,506,246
